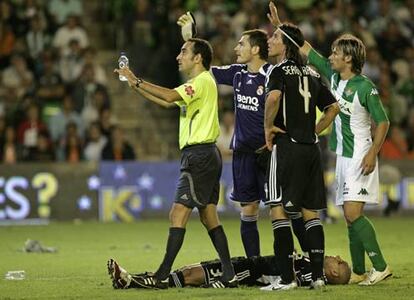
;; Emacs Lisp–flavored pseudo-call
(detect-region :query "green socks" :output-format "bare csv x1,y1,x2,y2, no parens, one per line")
351,216,387,272
348,225,365,274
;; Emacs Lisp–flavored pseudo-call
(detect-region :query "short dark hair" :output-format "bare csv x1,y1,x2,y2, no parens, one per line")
242,29,268,60
279,23,305,65
188,38,213,70
332,34,366,74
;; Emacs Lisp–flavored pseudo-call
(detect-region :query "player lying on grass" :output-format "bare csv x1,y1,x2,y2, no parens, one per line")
107,253,350,289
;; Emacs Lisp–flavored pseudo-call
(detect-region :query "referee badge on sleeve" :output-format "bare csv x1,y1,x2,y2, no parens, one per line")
184,85,195,98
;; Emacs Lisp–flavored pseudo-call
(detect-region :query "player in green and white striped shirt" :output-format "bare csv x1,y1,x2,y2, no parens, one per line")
267,1,391,287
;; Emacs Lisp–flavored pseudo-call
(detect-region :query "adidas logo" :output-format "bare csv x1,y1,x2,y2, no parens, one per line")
358,188,369,195
285,201,294,207
180,194,188,200
368,251,378,257
246,79,252,84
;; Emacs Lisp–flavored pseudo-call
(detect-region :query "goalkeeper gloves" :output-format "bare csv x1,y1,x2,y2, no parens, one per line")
177,11,197,41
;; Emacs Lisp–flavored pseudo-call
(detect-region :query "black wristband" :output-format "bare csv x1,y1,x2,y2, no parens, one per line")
135,78,143,88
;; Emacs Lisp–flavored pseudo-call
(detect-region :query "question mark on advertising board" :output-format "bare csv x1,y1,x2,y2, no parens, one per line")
32,173,58,218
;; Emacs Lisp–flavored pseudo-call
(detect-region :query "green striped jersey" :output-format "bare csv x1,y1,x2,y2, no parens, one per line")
308,49,388,158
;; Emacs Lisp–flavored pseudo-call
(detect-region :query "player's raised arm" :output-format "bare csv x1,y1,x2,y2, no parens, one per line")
267,1,312,56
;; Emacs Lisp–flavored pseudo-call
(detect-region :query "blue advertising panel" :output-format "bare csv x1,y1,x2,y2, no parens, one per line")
98,161,237,221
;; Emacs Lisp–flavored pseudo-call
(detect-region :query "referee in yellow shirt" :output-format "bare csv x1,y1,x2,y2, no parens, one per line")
114,38,236,289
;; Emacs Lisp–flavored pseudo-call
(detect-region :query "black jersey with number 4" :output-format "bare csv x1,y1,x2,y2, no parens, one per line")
265,59,336,144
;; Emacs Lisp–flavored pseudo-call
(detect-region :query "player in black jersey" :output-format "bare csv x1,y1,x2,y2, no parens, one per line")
107,254,350,289
263,23,340,291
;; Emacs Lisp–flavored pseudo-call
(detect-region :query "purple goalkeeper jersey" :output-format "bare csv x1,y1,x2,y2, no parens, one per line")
211,63,271,152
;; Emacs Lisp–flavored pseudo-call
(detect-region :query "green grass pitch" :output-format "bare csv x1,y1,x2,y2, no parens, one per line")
1,216,413,299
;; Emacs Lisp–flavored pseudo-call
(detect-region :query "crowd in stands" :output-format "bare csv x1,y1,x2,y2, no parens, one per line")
0,0,413,163
103,0,413,160
0,0,135,163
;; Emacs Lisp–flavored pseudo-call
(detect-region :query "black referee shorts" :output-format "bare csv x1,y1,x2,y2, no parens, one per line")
271,135,327,213
174,143,222,209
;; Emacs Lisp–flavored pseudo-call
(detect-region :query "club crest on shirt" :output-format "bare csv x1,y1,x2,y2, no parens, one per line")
345,88,354,97
257,85,264,96
184,85,195,97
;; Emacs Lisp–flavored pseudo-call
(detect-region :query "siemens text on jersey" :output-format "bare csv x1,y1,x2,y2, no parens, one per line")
237,94,259,111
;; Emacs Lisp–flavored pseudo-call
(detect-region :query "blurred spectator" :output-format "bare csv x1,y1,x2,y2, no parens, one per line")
1,125,20,163
2,53,34,99
376,19,411,62
0,22,15,69
18,0,49,35
380,126,408,159
350,18,377,48
83,121,107,161
101,126,135,161
48,0,82,26
216,110,234,160
59,38,83,83
71,63,109,125
16,102,47,153
36,52,65,118
61,121,83,162
309,19,334,57
52,15,89,53
192,0,216,38
395,57,414,106
362,47,382,84
378,72,407,125
210,19,236,65
0,0,22,36
99,107,116,138
25,130,55,161
81,47,107,85
25,15,51,60
48,94,84,144
231,0,253,38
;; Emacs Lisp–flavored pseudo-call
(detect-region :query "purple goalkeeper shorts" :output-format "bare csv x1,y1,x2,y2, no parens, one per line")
230,151,266,203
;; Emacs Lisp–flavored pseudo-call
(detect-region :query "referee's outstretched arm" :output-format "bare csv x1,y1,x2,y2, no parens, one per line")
114,66,177,108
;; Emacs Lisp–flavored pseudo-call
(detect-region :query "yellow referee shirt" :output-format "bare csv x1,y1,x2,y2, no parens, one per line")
174,71,220,150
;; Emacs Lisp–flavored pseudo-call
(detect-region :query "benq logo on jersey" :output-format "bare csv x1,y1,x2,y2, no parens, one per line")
237,94,259,111
370,88,379,96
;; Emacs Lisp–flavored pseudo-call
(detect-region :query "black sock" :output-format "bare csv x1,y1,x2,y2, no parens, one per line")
290,213,309,255
304,218,325,281
240,214,260,257
169,271,185,287
208,225,235,281
272,219,294,283
155,227,186,280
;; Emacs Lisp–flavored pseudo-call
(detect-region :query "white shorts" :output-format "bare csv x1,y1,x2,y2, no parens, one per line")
335,155,379,206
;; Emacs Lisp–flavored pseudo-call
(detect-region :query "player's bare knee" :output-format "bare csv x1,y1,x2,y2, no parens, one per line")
343,202,363,224
301,208,319,221
269,205,288,220
241,202,259,216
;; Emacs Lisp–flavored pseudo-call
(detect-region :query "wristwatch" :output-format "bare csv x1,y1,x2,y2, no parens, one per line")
135,78,143,88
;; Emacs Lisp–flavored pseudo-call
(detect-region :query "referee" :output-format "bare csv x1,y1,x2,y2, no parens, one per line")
115,38,236,289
